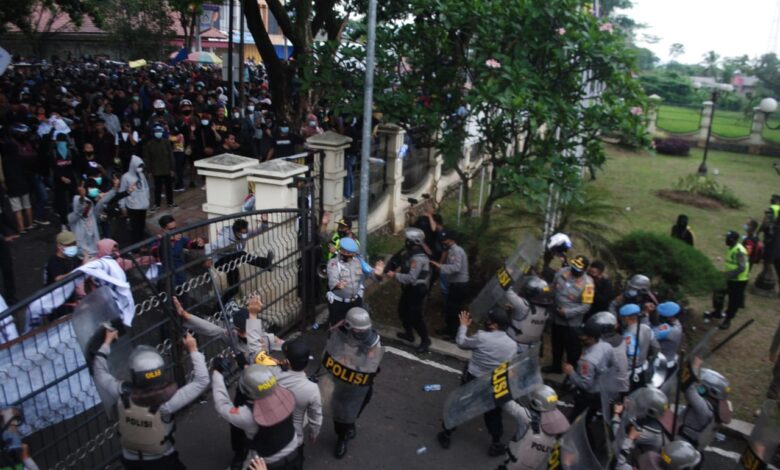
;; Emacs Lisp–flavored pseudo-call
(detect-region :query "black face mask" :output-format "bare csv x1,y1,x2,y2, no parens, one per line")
337,229,348,238
571,269,584,278
339,254,354,262
155,109,165,115
405,240,416,250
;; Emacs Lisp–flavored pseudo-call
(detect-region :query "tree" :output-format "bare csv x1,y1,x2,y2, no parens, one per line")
0,0,98,34
701,50,721,79
17,1,75,57
168,0,203,52
720,54,749,84
632,46,659,71
98,0,174,59
669,43,685,60
753,53,780,96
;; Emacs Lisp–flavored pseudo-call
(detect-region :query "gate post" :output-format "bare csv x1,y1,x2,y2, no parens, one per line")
305,131,352,232
376,123,407,232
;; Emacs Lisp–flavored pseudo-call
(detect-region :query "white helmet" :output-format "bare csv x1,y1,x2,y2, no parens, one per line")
153,99,166,110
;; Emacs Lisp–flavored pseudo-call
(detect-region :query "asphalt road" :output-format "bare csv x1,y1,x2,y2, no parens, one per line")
170,329,762,470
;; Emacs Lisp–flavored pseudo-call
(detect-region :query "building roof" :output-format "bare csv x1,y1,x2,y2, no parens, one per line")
4,7,106,35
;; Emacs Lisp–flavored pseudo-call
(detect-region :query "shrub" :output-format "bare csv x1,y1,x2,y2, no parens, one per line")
674,174,745,209
613,231,723,299
654,137,691,156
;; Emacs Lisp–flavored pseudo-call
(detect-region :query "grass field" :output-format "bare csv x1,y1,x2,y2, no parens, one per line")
656,105,780,143
366,145,780,420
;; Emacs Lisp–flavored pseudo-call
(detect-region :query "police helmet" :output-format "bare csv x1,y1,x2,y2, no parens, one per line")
657,301,681,318
345,307,372,331
584,311,617,338
129,345,170,389
569,255,589,273
660,440,701,470
339,237,359,254
404,227,425,246
526,384,559,412
520,276,553,306
630,386,669,420
619,303,641,317
486,308,510,330
699,368,730,400
238,364,278,400
627,274,651,293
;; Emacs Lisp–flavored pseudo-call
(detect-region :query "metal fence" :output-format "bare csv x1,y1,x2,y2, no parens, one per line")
0,205,320,469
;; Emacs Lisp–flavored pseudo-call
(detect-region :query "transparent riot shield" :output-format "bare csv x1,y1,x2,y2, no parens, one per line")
738,400,780,469
71,286,133,414
468,236,543,321
559,413,607,470
322,328,383,424
443,345,542,430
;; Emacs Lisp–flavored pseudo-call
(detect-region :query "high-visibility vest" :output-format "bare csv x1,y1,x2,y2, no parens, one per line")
725,243,749,282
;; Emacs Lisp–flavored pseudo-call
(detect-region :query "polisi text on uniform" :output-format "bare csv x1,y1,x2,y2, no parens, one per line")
531,442,552,453
125,416,153,428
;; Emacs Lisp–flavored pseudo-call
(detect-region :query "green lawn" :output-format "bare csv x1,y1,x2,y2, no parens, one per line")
594,145,780,419
656,105,780,143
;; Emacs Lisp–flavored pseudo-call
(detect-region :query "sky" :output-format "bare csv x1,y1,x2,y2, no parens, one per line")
624,0,778,65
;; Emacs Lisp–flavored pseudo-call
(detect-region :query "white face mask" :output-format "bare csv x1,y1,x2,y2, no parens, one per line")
247,106,255,112
63,246,79,257
240,233,249,240
201,119,209,126
233,112,240,119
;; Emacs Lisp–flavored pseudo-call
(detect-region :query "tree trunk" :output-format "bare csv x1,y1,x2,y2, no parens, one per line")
453,166,471,214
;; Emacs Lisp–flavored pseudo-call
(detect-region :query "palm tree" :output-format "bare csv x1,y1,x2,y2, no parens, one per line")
701,51,721,80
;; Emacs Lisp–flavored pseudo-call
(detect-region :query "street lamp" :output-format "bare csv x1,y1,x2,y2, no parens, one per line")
692,82,733,176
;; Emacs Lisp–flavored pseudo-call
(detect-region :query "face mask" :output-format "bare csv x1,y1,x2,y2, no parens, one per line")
137,165,145,173
87,187,100,199
308,120,317,127
405,240,416,250
280,127,289,134
84,152,94,159
350,329,371,342
94,177,103,185
201,119,209,126
247,106,254,112
233,112,240,119
63,246,79,257
154,131,163,139
56,141,68,158
337,230,348,238
122,132,129,139
339,254,353,262
743,224,750,231
155,109,165,115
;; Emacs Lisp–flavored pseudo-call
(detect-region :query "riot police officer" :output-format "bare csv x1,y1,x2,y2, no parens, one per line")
323,307,383,459
385,227,432,353
638,439,701,470
620,303,659,391
92,330,209,469
326,237,371,326
614,386,670,470
505,276,552,355
212,364,301,469
654,301,683,391
591,311,630,398
609,274,658,326
431,229,470,339
499,384,570,470
679,366,732,451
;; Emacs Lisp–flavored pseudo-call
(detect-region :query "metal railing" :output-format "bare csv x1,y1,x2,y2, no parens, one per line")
0,206,320,469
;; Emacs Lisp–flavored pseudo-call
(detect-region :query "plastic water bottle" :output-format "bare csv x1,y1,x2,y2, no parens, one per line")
714,432,726,442
416,446,428,455
423,384,441,392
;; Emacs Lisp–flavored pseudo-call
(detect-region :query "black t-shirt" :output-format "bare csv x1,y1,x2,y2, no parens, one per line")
43,255,80,286
272,132,303,159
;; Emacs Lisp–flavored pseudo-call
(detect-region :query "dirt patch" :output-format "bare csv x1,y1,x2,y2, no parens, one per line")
656,190,723,210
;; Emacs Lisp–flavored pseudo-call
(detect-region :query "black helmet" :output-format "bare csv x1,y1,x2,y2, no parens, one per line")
487,308,510,330
583,311,617,338
520,276,553,306
725,230,740,245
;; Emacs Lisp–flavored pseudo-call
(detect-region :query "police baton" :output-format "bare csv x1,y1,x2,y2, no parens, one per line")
703,318,755,360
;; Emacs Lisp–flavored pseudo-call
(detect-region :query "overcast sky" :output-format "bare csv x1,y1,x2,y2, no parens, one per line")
624,0,778,64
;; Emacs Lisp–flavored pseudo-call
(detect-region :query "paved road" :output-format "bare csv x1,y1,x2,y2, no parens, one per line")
170,329,760,470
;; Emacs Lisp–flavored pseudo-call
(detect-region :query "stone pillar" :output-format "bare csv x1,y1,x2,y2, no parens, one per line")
305,131,352,232
246,159,309,211
748,107,767,146
377,124,407,232
195,153,259,217
699,101,714,142
647,94,662,135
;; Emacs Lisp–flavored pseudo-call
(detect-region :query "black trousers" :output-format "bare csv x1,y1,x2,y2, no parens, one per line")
712,280,748,319
551,322,582,369
174,152,186,188
775,259,780,291
443,371,504,442
53,186,72,226
215,251,272,303
334,385,374,439
154,175,174,207
443,282,468,337
398,285,429,343
328,297,363,326
120,451,186,470
0,237,15,303
127,208,147,245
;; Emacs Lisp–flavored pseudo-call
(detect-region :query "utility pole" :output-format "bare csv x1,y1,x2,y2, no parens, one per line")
227,0,235,111
357,0,377,253
238,0,245,112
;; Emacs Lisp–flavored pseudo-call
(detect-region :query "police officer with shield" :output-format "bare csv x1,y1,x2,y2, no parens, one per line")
505,276,552,355
384,227,432,353
212,364,301,469
638,440,701,470
322,307,383,459
498,384,570,470
613,386,670,470
679,363,732,451
92,330,209,469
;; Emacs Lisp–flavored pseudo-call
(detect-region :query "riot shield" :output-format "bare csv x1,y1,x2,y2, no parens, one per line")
559,413,608,470
322,328,383,424
443,345,542,429
738,400,780,469
468,236,543,320
71,286,133,414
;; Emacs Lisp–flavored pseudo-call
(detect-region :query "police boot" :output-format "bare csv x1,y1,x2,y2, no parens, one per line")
416,338,431,354
334,437,348,459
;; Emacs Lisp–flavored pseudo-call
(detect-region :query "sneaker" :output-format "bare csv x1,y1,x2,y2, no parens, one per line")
719,319,731,330
416,340,431,354
148,206,158,213
34,219,50,226
168,203,178,209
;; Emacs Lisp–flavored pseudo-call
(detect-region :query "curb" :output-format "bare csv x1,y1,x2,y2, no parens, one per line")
374,322,755,439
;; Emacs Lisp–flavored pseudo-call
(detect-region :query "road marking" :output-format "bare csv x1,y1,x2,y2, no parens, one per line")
704,446,779,469
384,346,462,375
